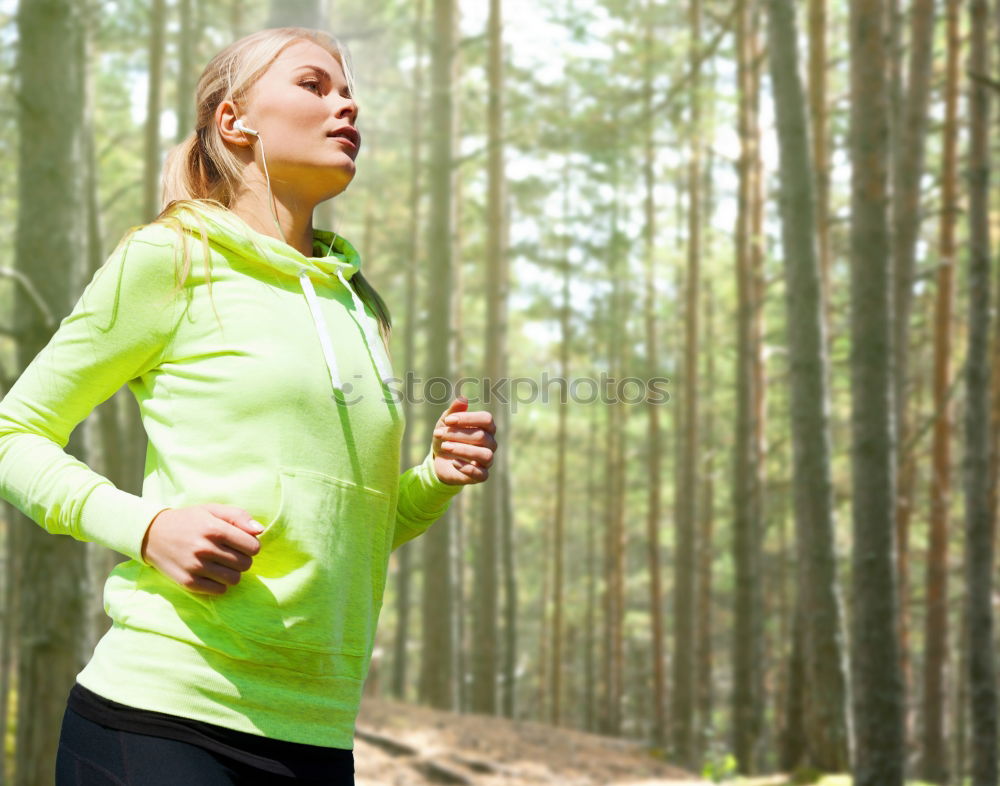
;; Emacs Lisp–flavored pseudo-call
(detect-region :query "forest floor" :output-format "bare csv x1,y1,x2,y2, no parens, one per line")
353,696,790,785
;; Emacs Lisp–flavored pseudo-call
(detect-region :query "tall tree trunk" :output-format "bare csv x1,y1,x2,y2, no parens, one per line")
449,34,466,713
584,407,598,732
419,0,458,710
672,0,702,765
963,0,997,781
733,0,764,770
696,281,716,760
749,3,769,761
548,157,569,726
538,486,550,719
892,0,937,747
143,0,165,221
766,0,852,771
474,0,507,717
13,0,89,782
392,0,427,703
176,0,195,143
954,593,971,783
500,405,516,719
920,1,958,779
601,154,627,736
848,0,905,780
641,0,667,750
499,187,517,722
807,0,831,336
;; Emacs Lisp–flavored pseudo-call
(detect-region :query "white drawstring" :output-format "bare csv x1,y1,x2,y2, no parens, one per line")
335,268,394,388
299,272,343,391
299,269,394,394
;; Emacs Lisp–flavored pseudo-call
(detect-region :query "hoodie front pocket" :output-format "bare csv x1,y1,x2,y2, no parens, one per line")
204,467,392,655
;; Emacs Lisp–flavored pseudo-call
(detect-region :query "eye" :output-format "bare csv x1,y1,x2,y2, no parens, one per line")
299,80,322,94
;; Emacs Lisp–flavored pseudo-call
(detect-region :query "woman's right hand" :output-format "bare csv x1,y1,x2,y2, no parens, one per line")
139,504,264,594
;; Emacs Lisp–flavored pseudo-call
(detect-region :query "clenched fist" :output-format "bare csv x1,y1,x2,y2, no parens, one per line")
140,504,263,595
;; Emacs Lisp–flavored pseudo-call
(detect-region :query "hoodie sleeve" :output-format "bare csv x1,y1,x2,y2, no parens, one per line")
391,449,464,551
0,225,184,564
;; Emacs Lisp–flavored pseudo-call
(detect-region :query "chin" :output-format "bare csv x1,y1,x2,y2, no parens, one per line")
309,166,355,202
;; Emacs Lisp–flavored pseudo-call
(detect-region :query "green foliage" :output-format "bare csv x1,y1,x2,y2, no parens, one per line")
700,750,738,782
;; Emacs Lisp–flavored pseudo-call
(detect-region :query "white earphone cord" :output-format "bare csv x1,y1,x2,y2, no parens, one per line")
251,133,286,244
240,120,393,391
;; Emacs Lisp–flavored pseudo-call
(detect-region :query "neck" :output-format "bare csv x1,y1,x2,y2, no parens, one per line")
229,180,317,258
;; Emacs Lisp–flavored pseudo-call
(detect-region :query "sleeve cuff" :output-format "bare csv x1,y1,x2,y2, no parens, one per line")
413,449,464,510
78,483,170,564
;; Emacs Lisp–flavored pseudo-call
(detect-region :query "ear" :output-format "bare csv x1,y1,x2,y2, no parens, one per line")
216,99,252,147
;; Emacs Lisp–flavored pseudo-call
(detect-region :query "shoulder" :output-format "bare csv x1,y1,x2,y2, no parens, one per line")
100,223,185,284
84,223,188,314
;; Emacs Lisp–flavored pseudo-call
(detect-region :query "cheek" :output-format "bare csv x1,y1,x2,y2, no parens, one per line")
257,92,326,135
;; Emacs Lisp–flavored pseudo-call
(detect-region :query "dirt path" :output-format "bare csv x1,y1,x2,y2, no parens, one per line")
354,696,788,785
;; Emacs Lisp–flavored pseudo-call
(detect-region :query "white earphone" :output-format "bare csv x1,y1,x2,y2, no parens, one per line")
231,117,286,245
234,118,259,136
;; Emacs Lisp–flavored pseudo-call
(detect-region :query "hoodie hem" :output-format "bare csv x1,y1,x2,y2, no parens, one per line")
75,621,361,749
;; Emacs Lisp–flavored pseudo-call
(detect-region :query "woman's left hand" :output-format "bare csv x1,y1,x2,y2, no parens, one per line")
431,396,498,486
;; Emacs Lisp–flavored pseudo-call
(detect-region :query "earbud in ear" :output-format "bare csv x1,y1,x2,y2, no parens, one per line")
234,118,259,136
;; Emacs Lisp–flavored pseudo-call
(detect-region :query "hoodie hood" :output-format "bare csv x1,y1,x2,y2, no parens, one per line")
167,201,393,395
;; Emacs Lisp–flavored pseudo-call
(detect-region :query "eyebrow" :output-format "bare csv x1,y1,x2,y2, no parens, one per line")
293,64,348,88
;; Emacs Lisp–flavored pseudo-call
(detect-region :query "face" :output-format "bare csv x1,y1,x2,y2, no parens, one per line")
223,39,361,204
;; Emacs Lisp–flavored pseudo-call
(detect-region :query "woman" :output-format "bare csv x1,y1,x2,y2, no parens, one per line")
0,26,497,784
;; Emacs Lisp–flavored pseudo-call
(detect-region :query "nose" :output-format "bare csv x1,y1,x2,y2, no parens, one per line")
334,93,358,124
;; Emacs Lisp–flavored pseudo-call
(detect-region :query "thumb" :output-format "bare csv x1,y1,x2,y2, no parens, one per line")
202,503,265,535
443,395,469,419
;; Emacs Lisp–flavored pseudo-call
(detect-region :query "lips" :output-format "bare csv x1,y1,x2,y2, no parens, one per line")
328,126,360,150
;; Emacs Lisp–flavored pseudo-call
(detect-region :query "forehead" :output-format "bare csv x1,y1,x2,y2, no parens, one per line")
268,39,344,79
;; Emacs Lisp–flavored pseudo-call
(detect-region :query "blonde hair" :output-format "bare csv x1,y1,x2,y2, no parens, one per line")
128,27,391,348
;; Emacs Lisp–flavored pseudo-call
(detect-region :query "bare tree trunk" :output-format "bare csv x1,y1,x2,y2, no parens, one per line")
920,1,958,780
500,409,516,719
696,282,716,760
893,0,937,750
176,0,195,142
538,484,550,720
766,0,852,771
584,408,598,732
848,0,905,780
672,0,702,765
143,0,165,221
640,0,666,750
391,0,426,703
474,0,507,717
599,157,628,737
419,0,458,709
500,201,517,723
549,158,569,727
449,41,466,714
963,0,997,781
13,0,89,782
733,0,764,770
808,0,831,336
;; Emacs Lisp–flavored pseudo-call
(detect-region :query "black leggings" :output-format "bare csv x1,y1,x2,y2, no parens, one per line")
55,706,354,785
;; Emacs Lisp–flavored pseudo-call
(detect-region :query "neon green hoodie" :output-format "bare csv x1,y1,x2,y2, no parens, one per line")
0,200,462,749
